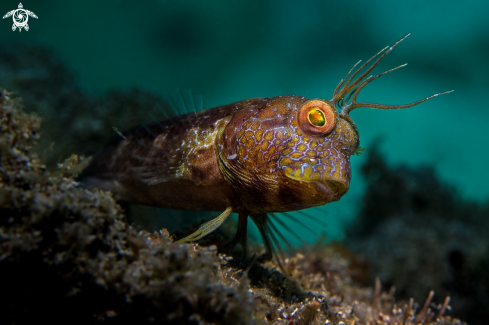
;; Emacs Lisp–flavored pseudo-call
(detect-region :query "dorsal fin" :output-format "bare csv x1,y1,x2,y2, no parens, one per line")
158,90,205,118
128,90,206,186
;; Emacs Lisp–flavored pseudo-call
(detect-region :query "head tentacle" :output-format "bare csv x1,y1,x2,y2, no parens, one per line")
350,63,408,104
330,33,453,117
331,33,409,105
342,89,454,116
333,46,389,103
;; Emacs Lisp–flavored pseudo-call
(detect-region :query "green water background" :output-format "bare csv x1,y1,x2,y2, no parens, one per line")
1,0,487,245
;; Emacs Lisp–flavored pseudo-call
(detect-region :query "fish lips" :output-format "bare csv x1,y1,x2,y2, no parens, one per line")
280,164,349,200
316,180,349,200
283,171,349,201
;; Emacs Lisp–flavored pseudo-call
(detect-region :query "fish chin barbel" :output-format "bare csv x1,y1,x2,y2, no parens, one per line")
80,34,452,268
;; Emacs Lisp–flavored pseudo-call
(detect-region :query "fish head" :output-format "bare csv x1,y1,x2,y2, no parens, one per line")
217,34,452,213
272,96,359,200
217,95,359,212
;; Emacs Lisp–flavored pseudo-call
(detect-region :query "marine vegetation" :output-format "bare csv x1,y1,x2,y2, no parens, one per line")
0,89,468,324
79,34,451,265
348,144,489,325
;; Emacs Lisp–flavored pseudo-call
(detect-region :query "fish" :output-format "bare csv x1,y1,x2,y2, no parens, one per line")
80,34,451,265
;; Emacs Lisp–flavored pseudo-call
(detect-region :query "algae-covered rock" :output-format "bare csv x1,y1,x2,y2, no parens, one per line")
0,89,255,324
349,144,489,325
0,89,467,324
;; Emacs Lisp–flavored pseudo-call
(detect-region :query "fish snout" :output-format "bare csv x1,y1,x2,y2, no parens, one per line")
324,179,348,197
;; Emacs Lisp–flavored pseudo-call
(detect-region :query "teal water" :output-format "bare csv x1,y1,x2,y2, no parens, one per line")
1,0,488,244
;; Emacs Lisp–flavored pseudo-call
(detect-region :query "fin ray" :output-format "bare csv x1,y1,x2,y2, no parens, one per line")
282,212,320,236
267,214,295,251
269,213,310,247
175,207,233,243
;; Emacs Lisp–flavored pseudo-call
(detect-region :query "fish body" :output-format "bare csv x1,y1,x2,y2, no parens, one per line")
82,98,241,211
80,34,451,263
82,96,357,214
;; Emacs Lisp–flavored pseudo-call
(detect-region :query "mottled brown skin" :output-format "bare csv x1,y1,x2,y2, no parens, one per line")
82,99,248,211
81,34,451,263
81,97,356,212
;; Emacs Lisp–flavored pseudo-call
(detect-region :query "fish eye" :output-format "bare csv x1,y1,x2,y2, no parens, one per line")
299,100,337,136
308,108,326,126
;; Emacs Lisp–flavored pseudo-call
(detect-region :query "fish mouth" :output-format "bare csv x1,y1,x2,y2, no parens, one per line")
280,165,349,198
324,180,348,196
315,180,348,198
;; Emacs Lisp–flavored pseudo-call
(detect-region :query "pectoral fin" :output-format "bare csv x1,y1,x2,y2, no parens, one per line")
175,206,233,243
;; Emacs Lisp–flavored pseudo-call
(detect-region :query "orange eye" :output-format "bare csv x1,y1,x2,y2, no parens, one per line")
308,108,326,126
299,100,336,136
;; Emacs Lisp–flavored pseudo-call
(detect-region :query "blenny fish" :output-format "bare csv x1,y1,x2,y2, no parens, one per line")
80,34,451,263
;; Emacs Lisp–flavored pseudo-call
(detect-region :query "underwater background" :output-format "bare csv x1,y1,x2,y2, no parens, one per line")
1,1,488,323
1,0,487,240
